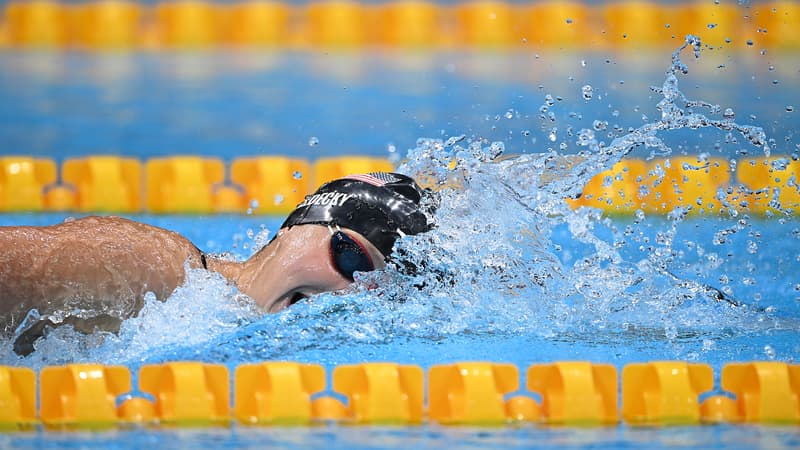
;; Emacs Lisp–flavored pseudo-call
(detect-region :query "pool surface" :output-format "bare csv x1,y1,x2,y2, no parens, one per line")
1,422,799,449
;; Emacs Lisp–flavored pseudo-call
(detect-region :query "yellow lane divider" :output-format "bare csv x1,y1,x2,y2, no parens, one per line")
145,156,226,214
1,0,797,51
62,156,141,213
0,156,56,212
230,156,311,215
0,155,392,214
1,360,798,429
568,155,800,216
0,154,798,215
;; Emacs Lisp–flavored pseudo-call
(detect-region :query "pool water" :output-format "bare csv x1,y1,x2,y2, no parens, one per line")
1,422,799,449
1,49,797,161
1,37,800,448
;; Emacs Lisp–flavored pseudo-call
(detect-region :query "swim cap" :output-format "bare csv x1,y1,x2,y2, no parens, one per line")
280,172,433,257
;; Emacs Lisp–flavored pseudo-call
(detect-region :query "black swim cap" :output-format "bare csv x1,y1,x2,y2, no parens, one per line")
280,172,433,257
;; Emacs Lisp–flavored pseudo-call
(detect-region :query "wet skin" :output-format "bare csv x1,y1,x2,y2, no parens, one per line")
209,222,385,312
0,216,385,337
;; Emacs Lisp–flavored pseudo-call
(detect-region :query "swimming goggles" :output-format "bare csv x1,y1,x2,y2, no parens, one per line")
330,230,374,281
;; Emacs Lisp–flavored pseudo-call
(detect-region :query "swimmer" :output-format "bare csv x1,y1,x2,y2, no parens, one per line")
0,172,434,356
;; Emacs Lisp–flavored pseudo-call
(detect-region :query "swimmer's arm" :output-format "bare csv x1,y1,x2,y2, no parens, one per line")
0,216,206,333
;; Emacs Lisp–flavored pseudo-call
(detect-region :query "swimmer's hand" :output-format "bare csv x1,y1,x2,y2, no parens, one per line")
662,269,746,308
12,314,123,357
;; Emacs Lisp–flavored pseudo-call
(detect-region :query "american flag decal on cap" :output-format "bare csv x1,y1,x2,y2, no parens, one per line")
344,172,399,186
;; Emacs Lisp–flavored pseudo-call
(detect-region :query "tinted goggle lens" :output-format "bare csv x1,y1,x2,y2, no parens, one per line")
330,231,374,281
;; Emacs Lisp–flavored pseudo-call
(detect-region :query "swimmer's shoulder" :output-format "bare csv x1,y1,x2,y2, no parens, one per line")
53,216,204,261
58,216,185,240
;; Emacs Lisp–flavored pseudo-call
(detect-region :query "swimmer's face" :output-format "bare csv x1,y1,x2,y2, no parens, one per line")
260,224,386,312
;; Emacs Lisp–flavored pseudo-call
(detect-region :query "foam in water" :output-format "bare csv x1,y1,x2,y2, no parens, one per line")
1,36,792,369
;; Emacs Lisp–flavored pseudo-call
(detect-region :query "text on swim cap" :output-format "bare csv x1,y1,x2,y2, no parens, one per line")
297,192,353,208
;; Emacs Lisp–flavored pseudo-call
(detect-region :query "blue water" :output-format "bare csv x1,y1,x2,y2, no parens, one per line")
0,50,796,162
1,39,800,448
1,423,799,450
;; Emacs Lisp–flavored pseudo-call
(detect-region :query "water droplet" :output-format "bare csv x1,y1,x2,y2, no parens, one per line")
746,39,754,46
747,240,758,254
292,170,303,180
764,345,776,359
548,128,557,142
725,37,731,43
486,141,505,160
665,23,671,29
581,85,593,100
249,199,259,209
772,79,779,85
644,135,660,147
787,105,795,112
566,18,573,24
308,136,319,146
723,108,735,120
664,324,678,340
577,128,595,146
592,120,607,131
274,194,284,205
707,23,717,29
768,65,775,71
504,109,514,119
